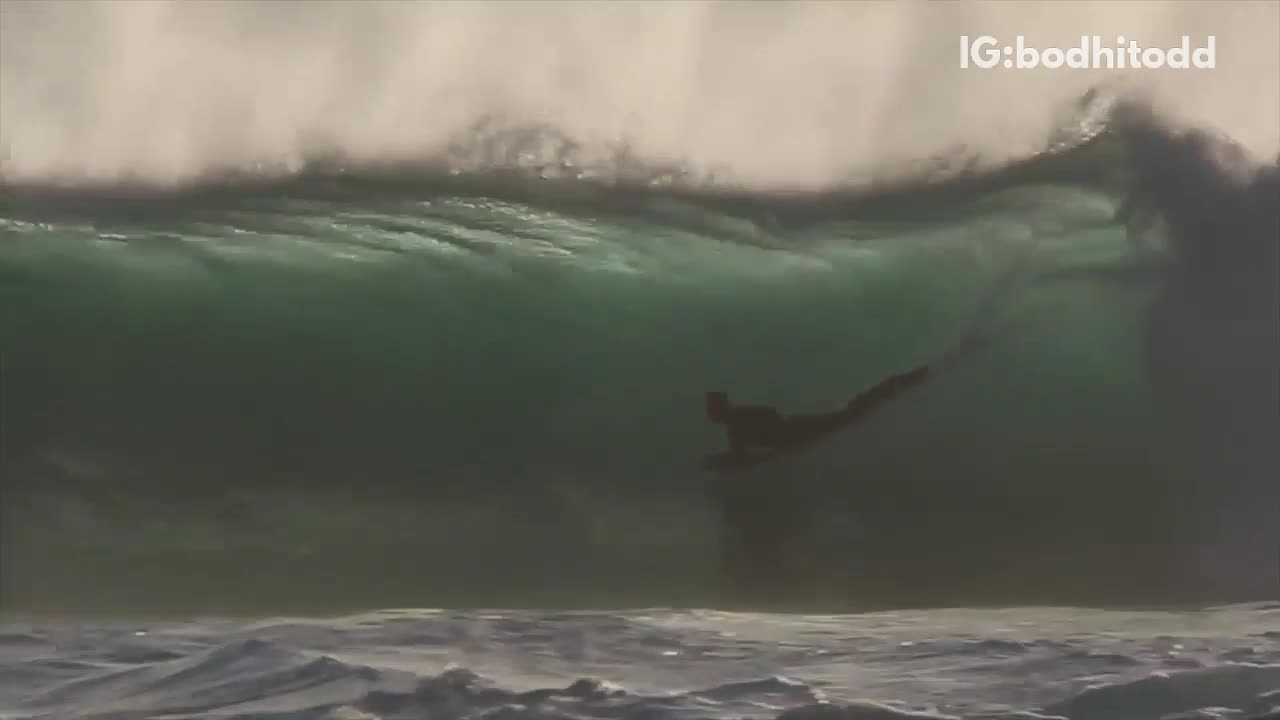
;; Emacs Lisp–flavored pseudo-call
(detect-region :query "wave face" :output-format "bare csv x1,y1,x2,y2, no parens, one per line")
2,106,1276,613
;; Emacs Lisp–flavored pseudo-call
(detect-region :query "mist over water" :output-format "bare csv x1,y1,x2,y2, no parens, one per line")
1,0,1277,189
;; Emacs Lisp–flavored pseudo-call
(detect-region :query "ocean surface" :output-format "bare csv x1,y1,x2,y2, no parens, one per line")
2,3,1279,719
4,605,1280,720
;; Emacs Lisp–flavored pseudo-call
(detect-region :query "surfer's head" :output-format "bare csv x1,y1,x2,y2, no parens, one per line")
705,391,730,423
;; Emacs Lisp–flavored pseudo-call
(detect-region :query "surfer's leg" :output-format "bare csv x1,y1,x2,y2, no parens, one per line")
843,365,930,418
887,365,930,387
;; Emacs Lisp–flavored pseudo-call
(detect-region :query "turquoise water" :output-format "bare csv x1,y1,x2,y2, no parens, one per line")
1,123,1276,613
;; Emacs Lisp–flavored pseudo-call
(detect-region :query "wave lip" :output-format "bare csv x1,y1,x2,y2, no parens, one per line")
4,1,1278,191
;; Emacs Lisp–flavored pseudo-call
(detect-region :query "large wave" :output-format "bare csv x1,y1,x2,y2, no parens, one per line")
1,2,1277,612
2,103,1275,612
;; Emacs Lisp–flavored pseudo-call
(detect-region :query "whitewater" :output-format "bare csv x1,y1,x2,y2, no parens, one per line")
4,606,1280,720
1,2,1279,719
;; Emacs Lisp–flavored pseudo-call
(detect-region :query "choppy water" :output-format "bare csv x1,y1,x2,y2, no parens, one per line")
4,605,1279,720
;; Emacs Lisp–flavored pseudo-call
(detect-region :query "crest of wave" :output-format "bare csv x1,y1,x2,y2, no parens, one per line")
0,0,1276,189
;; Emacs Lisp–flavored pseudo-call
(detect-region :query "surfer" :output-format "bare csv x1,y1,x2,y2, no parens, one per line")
705,364,931,466
701,335,1002,598
702,270,1019,597
702,367,927,598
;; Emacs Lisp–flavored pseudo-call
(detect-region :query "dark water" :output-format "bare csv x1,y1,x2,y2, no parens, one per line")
1,113,1276,614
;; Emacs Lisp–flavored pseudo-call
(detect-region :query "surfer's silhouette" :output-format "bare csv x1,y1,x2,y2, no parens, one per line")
702,259,1023,471
704,364,930,468
699,276,1015,599
703,364,932,599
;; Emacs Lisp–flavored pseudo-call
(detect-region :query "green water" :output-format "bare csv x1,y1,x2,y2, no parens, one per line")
0,153,1272,613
